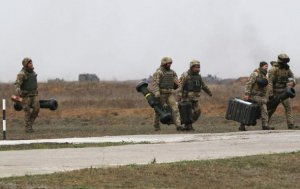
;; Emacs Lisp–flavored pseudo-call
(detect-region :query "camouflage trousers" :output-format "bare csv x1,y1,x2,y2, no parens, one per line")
153,93,181,129
22,96,40,131
252,95,268,127
268,92,294,126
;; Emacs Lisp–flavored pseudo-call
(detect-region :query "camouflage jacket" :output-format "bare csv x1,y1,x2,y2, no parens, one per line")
268,65,296,96
152,66,179,94
178,70,212,101
245,68,268,97
15,68,38,97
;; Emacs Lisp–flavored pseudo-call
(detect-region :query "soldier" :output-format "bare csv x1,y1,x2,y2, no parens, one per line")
178,60,212,131
240,61,270,131
270,61,278,67
268,53,297,129
152,57,183,131
15,57,40,133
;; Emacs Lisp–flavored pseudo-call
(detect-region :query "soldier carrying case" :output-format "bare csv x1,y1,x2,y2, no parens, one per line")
225,98,260,126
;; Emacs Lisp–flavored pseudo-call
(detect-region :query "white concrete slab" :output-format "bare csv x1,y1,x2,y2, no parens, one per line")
0,130,300,178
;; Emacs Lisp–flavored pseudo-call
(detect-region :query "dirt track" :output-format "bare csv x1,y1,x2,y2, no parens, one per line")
0,130,300,178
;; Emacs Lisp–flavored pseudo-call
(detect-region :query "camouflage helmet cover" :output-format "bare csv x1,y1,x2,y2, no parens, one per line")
277,53,290,63
190,59,200,68
22,57,32,67
161,57,173,66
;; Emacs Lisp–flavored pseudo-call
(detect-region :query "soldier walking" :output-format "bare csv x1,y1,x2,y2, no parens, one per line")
15,57,40,133
178,60,212,131
268,53,297,129
240,61,270,131
152,57,183,131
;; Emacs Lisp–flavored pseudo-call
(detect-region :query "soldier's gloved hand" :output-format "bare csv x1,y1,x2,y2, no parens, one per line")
287,82,294,88
16,88,21,96
244,95,250,101
154,92,160,98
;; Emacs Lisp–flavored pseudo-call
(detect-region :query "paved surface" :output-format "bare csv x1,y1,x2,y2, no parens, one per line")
0,130,300,178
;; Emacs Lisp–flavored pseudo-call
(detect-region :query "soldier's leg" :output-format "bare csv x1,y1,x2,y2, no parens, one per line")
253,96,270,130
30,96,40,126
22,97,32,132
192,100,201,123
167,94,182,130
260,103,271,130
282,98,295,129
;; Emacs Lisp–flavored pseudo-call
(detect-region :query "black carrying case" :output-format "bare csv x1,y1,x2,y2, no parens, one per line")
225,98,260,126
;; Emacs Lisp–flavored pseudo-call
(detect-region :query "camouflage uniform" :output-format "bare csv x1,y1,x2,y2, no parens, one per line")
152,57,182,130
244,67,269,129
268,54,296,129
178,60,212,129
15,58,40,132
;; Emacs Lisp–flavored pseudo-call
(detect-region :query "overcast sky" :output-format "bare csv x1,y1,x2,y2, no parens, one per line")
0,0,299,82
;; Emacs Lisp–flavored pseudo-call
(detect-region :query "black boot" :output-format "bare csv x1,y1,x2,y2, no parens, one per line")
239,124,246,131
185,124,194,131
288,124,299,129
262,126,271,130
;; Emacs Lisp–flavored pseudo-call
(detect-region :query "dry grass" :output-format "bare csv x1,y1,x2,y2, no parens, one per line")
0,152,299,189
0,80,299,140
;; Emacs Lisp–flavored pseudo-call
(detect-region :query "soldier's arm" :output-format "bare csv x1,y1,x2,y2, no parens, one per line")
176,72,188,97
151,70,162,96
288,69,296,87
173,71,179,89
15,72,25,96
201,76,212,96
245,72,257,96
267,69,275,97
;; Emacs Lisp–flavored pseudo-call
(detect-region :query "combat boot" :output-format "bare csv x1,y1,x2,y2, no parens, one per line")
185,124,194,131
262,126,271,130
25,123,34,133
153,124,161,131
238,124,246,131
25,126,34,133
176,126,185,131
288,124,299,130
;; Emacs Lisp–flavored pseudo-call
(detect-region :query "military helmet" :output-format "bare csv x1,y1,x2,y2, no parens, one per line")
22,57,32,67
161,57,173,66
190,59,200,68
277,53,290,63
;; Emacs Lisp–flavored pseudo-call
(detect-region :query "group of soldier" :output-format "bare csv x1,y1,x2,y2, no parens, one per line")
151,54,297,132
14,54,297,133
151,57,212,131
240,53,297,131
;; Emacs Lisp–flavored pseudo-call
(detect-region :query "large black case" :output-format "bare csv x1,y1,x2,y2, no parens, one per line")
225,98,260,126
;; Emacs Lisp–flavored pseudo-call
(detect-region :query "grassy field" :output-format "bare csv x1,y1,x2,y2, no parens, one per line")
0,80,299,188
0,152,299,189
0,80,299,140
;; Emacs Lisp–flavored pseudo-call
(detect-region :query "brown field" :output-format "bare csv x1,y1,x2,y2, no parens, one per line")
0,79,299,140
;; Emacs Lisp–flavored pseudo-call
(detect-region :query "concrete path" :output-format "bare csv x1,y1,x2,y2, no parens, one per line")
0,130,300,178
